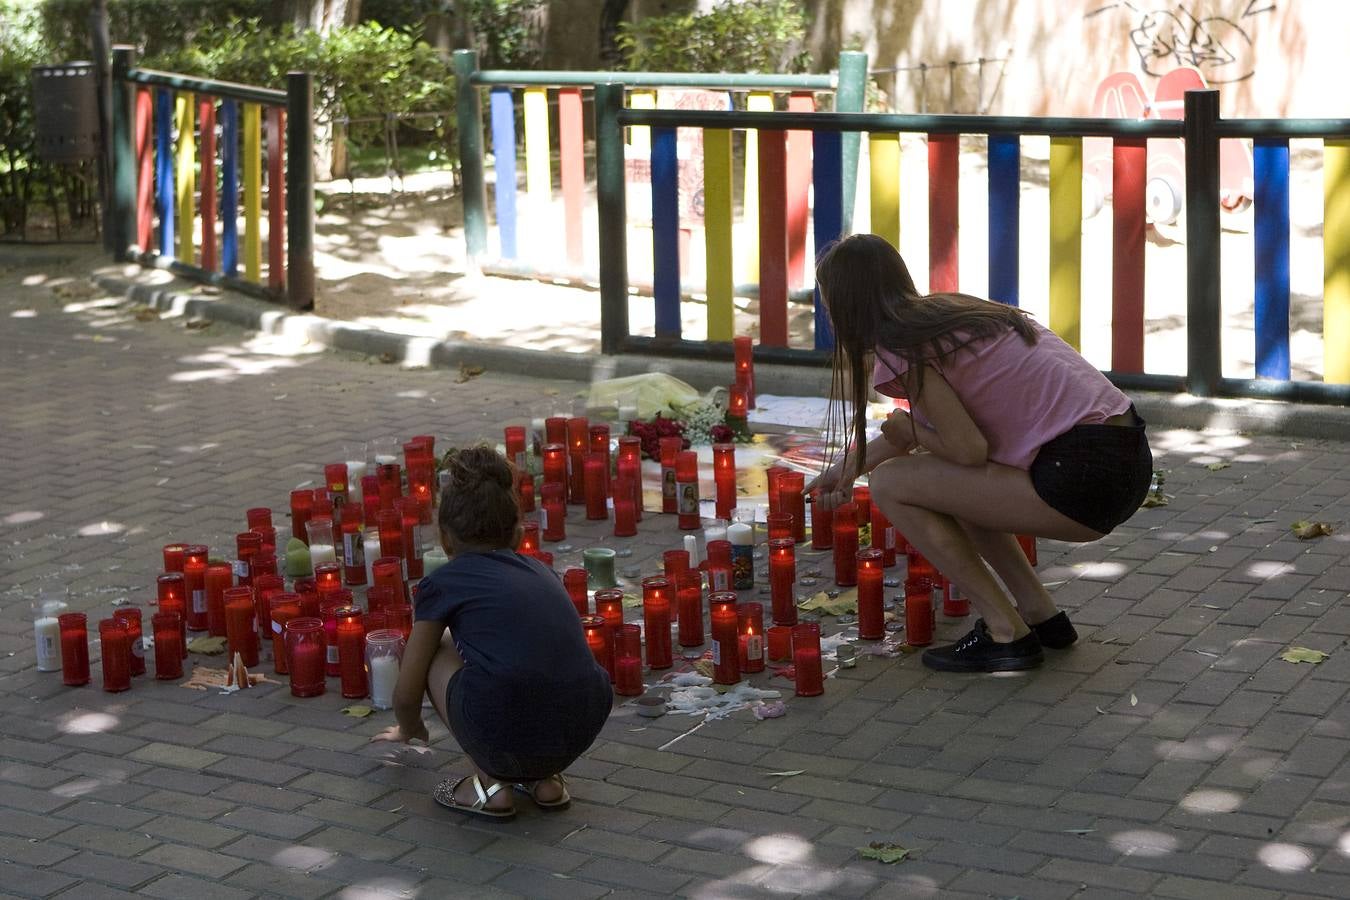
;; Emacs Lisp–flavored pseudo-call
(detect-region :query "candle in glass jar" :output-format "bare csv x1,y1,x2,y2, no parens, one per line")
709,593,740,685
728,512,754,590
340,503,366,585
658,436,683,514
285,617,326,697
727,383,749,428
733,335,755,406
335,607,367,699
613,486,636,537
112,606,145,677
870,504,897,566
182,545,209,632
676,570,703,647
738,603,765,673
234,531,261,587
675,451,700,530
580,615,613,681
60,613,90,686
223,588,258,666
517,472,535,514
540,482,566,542
810,489,833,550
162,542,188,573
778,471,806,543
856,549,885,640
594,588,624,635
683,533,699,567
156,572,186,618
616,436,643,520
566,417,589,504
268,593,301,673
386,602,413,639
563,568,589,616
518,520,540,556
641,577,672,670
767,625,792,661
99,618,131,692
662,549,690,581
589,424,611,498
907,547,936,584
377,509,403,568
361,475,381,528
584,453,608,521
152,612,183,680
791,623,824,696
943,579,971,617
545,417,567,449
766,512,793,543
768,537,797,626
541,443,568,490
306,517,338,570
365,629,403,710
712,443,736,521
832,503,859,587
852,485,871,527
398,498,425,580
246,507,272,530
504,425,528,472
376,462,402,510
904,578,934,646
765,465,788,516
613,623,643,696
32,595,65,672
290,489,314,545
204,563,233,637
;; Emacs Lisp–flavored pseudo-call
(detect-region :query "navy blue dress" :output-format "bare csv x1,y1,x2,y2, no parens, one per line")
415,550,612,781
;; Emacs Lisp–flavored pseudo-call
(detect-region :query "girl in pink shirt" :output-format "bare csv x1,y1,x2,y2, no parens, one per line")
809,234,1152,673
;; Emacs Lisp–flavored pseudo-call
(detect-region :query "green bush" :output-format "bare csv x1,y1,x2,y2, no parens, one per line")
362,0,547,69
38,0,278,60
0,0,49,232
616,0,810,74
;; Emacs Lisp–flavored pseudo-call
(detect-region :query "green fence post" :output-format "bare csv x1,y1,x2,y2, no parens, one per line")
286,71,315,310
110,45,135,261
835,50,868,234
454,49,488,262
1183,89,1221,398
595,82,628,356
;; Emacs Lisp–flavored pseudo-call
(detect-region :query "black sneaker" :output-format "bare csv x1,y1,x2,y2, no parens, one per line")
921,620,1044,672
1030,611,1077,649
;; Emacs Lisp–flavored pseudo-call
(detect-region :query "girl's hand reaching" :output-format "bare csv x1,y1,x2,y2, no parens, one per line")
804,461,852,511
881,408,918,454
371,722,429,745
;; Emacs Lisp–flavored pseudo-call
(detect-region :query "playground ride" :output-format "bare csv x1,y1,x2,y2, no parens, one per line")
1083,67,1253,225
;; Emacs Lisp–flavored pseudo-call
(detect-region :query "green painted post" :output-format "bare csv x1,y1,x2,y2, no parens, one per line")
454,49,488,261
1183,89,1221,398
110,46,135,261
286,71,315,310
835,50,868,234
594,82,628,356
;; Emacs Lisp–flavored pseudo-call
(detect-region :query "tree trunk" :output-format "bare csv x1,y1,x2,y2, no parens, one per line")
599,0,630,69
287,0,362,180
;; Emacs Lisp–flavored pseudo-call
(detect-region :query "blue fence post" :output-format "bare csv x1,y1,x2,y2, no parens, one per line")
489,87,519,260
651,126,682,340
220,99,238,277
155,88,174,259
811,129,842,350
987,134,1020,306
1253,138,1291,380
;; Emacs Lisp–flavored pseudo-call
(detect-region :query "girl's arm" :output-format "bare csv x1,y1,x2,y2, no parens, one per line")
376,619,445,743
901,365,989,467
806,431,910,509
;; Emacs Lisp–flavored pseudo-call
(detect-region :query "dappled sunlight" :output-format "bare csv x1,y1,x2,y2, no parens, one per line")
1247,560,1294,579
1258,842,1315,872
1077,561,1129,579
1239,755,1282,779
77,521,125,537
58,711,120,734
1152,428,1255,454
50,777,104,799
168,344,303,383
21,273,49,286
174,442,220,454
1109,829,1179,857
335,878,422,899
396,389,429,399
61,298,122,314
1157,731,1238,762
744,833,814,865
1339,831,1350,856
1179,788,1243,813
5,510,43,525
11,309,35,318
272,844,338,872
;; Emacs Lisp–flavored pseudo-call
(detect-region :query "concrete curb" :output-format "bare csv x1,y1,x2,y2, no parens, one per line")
96,272,1350,441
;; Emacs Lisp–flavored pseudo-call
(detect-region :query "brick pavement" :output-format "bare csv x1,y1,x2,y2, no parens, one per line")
2,244,1350,899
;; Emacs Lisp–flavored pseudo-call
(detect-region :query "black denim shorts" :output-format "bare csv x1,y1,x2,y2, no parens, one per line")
1029,407,1153,535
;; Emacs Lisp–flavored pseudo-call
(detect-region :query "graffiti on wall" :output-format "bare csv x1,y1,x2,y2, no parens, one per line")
1086,1,1274,83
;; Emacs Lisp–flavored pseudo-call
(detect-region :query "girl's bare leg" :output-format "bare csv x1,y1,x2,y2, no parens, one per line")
954,519,1059,626
426,633,513,812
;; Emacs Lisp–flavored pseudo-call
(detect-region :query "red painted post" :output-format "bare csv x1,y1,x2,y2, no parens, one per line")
758,129,789,347
559,87,585,270
785,92,814,290
928,133,959,292
199,96,217,273
135,88,152,251
266,105,286,291
1112,138,1147,372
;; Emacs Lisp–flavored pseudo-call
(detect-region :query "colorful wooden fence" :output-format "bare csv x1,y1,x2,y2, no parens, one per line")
108,48,314,309
597,88,1350,403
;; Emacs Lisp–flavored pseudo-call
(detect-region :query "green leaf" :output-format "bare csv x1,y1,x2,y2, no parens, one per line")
858,842,912,864
342,705,375,718
1280,647,1329,664
1205,462,1231,471
1291,521,1334,539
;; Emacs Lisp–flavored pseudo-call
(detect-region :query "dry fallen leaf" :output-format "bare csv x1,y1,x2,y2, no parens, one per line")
454,363,486,383
342,705,374,718
186,636,227,655
1291,521,1334,540
1205,462,1231,471
858,842,912,864
378,352,397,364
1280,647,1329,664
184,319,211,330
1141,491,1170,508
133,307,159,322
1129,693,1139,707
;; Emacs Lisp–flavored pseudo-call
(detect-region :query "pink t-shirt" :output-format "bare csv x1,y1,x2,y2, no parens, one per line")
871,319,1131,470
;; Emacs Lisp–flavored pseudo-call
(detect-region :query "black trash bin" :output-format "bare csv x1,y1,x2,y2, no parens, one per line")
31,61,101,164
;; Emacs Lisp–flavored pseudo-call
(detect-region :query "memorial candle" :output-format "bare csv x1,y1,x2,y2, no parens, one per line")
613,623,643,696
32,597,63,673
904,577,934,646
377,509,403,568
408,461,434,510
541,482,566,542
224,588,259,667
727,511,753,589
584,453,608,521
518,520,540,556
733,334,755,406
504,425,528,472
340,502,367,585
641,577,672,670
182,545,209,632
285,617,325,697
662,549,690,581
162,542,187,573
778,471,806,543
541,443,568,488
99,618,132,692
112,606,145,677
683,533,699,567
705,539,732,593
335,607,368,699
562,568,589,616
365,629,404,710
290,489,314,544
594,589,624,635
234,531,261,587
386,602,413,639
712,443,736,521
906,547,937,584
727,383,749,430
581,615,614,681
517,473,536,513
765,465,788,515
246,507,272,531
852,485,871,527
613,481,637,537
766,512,793,543
156,573,187,629
398,498,425,579
943,579,971,617
566,417,589,504
268,593,301,673
152,612,183,680
60,613,90,686
809,489,833,550
856,549,885,640
737,603,765,673
204,563,233,637
361,475,381,527
312,488,333,523
325,463,349,510
307,517,338,571
870,504,897,567
676,570,704,647
675,451,699,530
791,623,824,696
709,593,740,685
658,436,683,514
832,503,859,587
589,424,611,497
768,537,797,626
545,416,567,449
321,600,344,677
376,462,402,511
345,446,367,505
767,624,792,661
616,436,643,520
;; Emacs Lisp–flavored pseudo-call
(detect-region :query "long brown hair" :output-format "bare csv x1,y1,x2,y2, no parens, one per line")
816,233,1037,476
437,445,521,549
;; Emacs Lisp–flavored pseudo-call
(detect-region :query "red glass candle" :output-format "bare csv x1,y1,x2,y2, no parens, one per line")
658,435,683,514
407,461,434,510
904,578,934,646
372,556,405,606
361,475,381,527
907,547,936,584
152,612,183,680
224,588,258,667
517,473,536,513
594,589,624,635
613,484,636,537
584,452,608,521
365,584,393,614
99,618,131,692
581,615,614,681
253,572,285,642
870,504,897,566
616,436,643,520
767,625,792,661
246,508,272,530
365,610,390,632
943,579,971,617
676,570,703,647
733,334,755,406
377,462,402,511
545,416,567,448
832,502,859,587
768,537,797,626
518,520,540,556
737,603,765,673
641,577,672,670
314,562,341,594
706,562,732,594
335,607,367,698
377,509,403,566
857,548,885,640
727,383,749,428
312,488,333,523
541,442,568,488
233,531,261,588
778,471,806,543
791,623,824,696
1018,534,1038,566
295,580,320,619
675,451,700,530
112,606,145,677
504,425,528,472
810,488,834,550
765,465,788,515
399,498,425,580
325,463,349,509
321,601,344,677
250,551,277,581
852,485,872,528
386,602,413,639
266,593,300,673
766,512,794,543
162,543,187,573
710,593,740,685
535,550,554,570
340,502,366,585
541,482,566,542
182,545,209,632
663,549,690,581
589,424,611,497
712,443,736,521
613,623,643,696
59,613,90,686
566,417,589,504
705,539,732,569
204,562,233,637
285,617,326,697
289,489,314,545
156,573,186,621
563,568,589,616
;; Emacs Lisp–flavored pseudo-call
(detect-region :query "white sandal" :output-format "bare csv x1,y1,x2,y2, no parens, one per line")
514,774,571,810
433,774,515,819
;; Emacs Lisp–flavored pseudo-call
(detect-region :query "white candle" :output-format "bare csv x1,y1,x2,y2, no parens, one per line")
728,519,755,590
683,534,699,566
34,616,61,672
703,525,728,546
369,654,400,710
374,454,397,466
308,543,337,569
364,527,380,585
346,460,367,503
423,547,449,575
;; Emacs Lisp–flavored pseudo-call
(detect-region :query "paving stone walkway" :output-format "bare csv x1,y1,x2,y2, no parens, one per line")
3,245,1350,899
